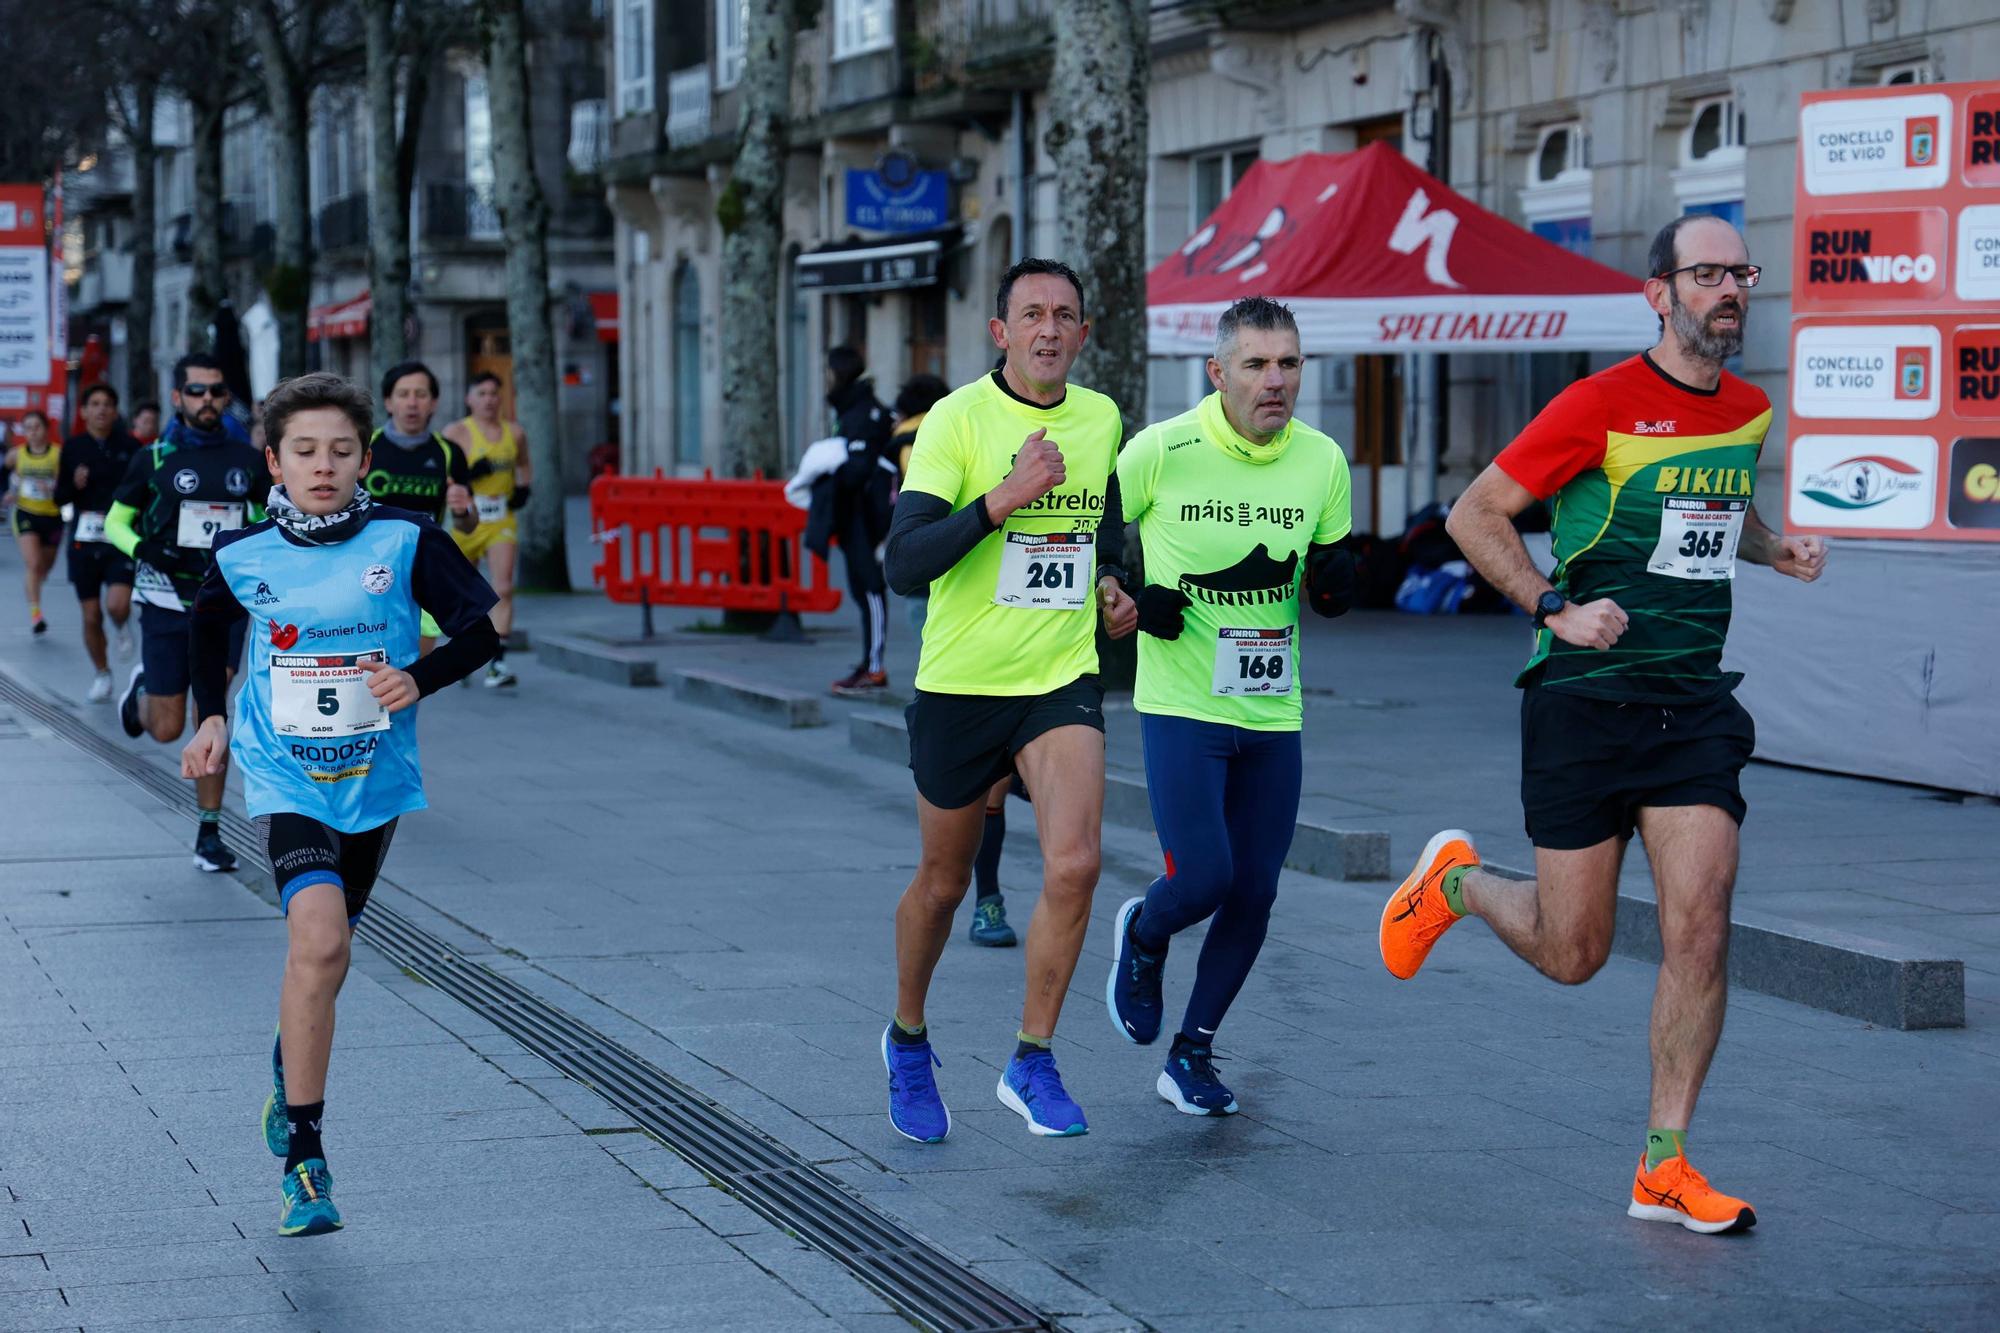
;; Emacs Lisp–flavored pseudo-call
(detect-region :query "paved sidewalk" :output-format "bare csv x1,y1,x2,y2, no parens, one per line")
2,530,1997,1329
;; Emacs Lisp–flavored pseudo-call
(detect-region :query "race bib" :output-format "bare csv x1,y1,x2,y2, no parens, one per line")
1212,626,1294,696
75,511,107,543
18,476,53,503
270,649,391,738
1648,497,1745,581
994,531,1090,609
176,500,245,550
475,492,508,524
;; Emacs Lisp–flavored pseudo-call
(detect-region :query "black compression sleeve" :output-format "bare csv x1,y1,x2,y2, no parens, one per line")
189,566,248,722
406,618,498,697
883,490,998,596
1095,473,1129,586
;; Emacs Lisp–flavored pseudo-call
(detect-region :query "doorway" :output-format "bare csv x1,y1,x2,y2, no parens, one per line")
466,312,515,420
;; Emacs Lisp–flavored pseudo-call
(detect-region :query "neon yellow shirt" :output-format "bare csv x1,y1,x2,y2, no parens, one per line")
1119,394,1351,730
902,372,1122,696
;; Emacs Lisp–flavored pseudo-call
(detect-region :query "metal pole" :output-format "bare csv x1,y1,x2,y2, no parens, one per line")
1012,90,1030,261
1428,30,1452,508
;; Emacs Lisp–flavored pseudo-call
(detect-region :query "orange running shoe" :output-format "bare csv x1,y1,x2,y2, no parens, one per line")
1378,829,1478,979
1628,1153,1757,1234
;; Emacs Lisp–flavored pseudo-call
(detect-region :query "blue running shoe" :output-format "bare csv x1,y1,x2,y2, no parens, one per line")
1106,896,1165,1045
997,1047,1088,1137
278,1159,342,1236
1158,1040,1238,1116
883,1024,950,1143
263,1029,287,1158
968,896,1017,947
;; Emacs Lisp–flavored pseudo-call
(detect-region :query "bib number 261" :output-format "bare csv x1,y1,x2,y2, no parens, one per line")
995,531,1090,609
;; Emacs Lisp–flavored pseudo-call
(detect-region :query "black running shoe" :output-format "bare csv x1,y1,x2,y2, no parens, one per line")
118,665,146,738
194,823,237,873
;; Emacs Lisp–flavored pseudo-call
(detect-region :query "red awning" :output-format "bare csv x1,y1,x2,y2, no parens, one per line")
1148,142,1649,354
588,290,619,342
307,290,371,342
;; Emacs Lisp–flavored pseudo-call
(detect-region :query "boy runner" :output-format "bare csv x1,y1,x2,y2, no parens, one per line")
57,383,141,697
180,372,498,1236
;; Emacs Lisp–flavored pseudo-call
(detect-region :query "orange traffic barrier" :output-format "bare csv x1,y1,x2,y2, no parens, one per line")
589,470,843,624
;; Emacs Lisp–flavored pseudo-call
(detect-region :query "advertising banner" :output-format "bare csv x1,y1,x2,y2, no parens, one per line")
1787,81,2000,542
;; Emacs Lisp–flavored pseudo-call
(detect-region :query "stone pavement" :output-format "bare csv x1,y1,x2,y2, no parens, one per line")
2,530,1997,1329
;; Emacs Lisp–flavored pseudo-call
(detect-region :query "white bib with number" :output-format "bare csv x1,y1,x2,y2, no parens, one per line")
18,475,53,503
176,500,245,550
1212,626,1294,696
994,531,1090,609
474,492,508,524
75,511,108,543
270,650,391,738
1648,497,1745,581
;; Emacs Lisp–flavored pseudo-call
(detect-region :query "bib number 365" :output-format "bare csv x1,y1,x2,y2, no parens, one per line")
1212,626,1294,696
995,531,1090,609
1648,497,1745,581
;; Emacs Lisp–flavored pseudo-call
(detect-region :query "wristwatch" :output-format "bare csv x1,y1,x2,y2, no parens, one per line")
1532,589,1567,629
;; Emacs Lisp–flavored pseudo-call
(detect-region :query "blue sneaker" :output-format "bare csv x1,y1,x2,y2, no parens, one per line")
1106,896,1166,1045
278,1159,342,1236
882,1024,950,1143
1158,1041,1238,1116
263,1029,288,1158
968,896,1017,947
997,1047,1088,1137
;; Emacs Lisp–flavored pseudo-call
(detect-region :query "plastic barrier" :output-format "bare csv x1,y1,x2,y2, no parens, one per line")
589,471,843,625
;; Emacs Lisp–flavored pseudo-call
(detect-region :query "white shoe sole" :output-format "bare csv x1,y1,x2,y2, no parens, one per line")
1626,1201,1754,1234
995,1075,1086,1137
1105,895,1153,1045
88,682,112,703
193,855,236,873
1156,1069,1238,1116
881,1027,949,1143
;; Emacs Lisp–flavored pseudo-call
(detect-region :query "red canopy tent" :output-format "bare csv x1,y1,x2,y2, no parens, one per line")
1147,142,1649,356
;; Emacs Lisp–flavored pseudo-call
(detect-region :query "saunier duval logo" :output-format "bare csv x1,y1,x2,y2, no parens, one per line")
1178,544,1300,608
1179,499,1310,529
305,619,388,642
1653,466,1754,496
1799,454,1925,510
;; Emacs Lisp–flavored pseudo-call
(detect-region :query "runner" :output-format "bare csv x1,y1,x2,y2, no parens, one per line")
441,371,530,686
179,371,498,1237
57,384,141,698
4,409,61,636
1377,215,1825,1234
821,347,895,697
880,257,1137,1141
369,361,476,653
106,353,270,872
1104,297,1353,1115
130,401,162,444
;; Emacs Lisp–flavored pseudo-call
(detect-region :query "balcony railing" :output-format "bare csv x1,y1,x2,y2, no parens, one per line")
422,181,502,242
315,193,370,252
666,64,712,149
967,0,1052,52
77,251,135,310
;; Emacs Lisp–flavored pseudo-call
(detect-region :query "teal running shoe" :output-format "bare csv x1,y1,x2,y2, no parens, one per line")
968,896,1017,947
278,1160,341,1236
263,1029,287,1157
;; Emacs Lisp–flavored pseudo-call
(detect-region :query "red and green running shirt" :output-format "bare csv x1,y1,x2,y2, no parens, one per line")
1495,353,1771,703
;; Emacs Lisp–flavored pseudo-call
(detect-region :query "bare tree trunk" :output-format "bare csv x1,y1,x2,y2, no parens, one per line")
486,0,568,590
249,0,315,380
362,0,409,385
716,0,794,480
1046,0,1148,689
187,95,226,355
123,82,159,407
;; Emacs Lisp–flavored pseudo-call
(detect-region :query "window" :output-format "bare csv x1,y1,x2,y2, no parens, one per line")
1879,60,1934,86
568,99,608,174
616,0,653,114
1191,145,1259,223
716,0,747,90
1520,121,1592,257
1684,97,1744,166
464,75,501,240
833,0,893,60
1670,96,1745,219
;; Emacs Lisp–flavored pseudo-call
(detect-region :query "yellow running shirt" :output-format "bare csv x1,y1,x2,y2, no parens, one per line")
1119,394,1351,731
11,445,60,516
460,416,519,526
902,372,1122,696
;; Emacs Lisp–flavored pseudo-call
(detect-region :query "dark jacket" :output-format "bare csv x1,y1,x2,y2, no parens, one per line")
807,379,897,558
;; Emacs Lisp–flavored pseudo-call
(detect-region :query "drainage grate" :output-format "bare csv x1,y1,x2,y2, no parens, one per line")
0,670,1051,1333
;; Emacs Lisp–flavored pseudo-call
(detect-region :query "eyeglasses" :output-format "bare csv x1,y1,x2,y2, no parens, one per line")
1655,263,1761,289
179,383,230,399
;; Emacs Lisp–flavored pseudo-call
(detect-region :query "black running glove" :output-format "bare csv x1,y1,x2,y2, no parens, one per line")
508,483,531,511
1305,541,1356,619
467,456,498,481
1135,584,1192,640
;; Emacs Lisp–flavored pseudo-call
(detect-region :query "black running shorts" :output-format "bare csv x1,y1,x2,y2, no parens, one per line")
1520,683,1755,851
259,812,399,924
68,541,134,601
11,510,61,542
140,602,245,697
905,675,1104,810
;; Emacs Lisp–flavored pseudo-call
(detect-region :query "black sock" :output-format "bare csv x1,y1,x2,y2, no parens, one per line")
974,809,1005,901
284,1101,325,1172
888,1016,927,1046
1171,1031,1208,1054
492,644,506,664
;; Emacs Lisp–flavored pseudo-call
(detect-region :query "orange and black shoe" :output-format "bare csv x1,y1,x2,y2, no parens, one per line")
1378,829,1478,979
1628,1153,1757,1234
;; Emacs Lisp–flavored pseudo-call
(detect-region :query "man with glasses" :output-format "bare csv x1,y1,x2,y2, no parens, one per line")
107,352,271,872
1378,214,1825,1234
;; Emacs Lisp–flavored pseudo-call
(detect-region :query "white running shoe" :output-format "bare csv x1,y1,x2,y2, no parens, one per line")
113,620,134,657
482,663,517,688
87,671,112,703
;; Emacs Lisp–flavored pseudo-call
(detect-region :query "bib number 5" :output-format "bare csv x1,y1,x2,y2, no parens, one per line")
270,650,392,738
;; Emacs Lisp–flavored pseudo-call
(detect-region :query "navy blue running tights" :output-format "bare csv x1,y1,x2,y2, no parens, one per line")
1132,713,1301,1042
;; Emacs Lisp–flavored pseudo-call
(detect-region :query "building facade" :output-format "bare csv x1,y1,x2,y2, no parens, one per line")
606,0,1999,530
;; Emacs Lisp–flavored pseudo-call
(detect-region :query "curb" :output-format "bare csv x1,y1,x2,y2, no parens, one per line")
537,633,659,688
676,669,824,728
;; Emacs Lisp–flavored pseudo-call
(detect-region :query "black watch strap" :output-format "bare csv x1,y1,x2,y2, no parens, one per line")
1533,590,1567,628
